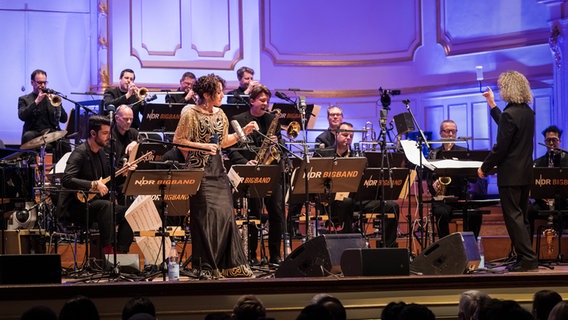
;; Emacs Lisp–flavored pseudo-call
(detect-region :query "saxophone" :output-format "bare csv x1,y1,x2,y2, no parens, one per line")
255,109,281,165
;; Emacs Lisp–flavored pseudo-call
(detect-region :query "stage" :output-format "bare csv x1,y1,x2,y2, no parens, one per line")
1,260,568,320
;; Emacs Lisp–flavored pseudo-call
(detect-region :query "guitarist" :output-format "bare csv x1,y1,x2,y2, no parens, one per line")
59,115,136,254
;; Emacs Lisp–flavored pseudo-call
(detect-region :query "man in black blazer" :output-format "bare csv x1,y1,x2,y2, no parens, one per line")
165,71,197,105
479,71,538,272
59,115,135,254
102,68,144,129
315,105,344,148
228,84,284,265
18,69,69,156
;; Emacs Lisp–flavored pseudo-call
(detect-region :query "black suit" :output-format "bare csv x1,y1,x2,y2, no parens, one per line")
102,87,143,129
226,87,249,105
165,88,197,105
428,145,486,238
18,92,69,158
59,142,133,253
228,110,284,262
315,130,336,148
480,104,537,267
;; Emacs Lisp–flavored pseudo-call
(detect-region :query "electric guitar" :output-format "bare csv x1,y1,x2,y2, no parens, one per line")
76,151,154,203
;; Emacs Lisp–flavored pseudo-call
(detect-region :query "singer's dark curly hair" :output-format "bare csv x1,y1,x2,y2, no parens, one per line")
192,74,226,103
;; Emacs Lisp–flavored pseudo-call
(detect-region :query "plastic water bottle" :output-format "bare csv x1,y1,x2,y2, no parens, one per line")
167,241,180,281
477,236,485,270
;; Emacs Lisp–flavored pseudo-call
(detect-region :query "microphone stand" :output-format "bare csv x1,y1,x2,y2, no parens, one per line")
106,106,121,278
404,99,432,252
377,108,393,248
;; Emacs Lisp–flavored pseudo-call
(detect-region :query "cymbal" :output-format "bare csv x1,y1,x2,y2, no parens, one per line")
21,130,68,150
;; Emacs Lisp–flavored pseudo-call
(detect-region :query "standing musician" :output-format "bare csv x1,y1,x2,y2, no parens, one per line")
18,69,69,159
227,66,258,104
528,125,568,238
315,122,400,246
166,71,198,105
478,71,538,272
428,120,486,239
103,68,144,129
228,84,284,265
315,105,344,147
59,115,136,254
173,74,256,278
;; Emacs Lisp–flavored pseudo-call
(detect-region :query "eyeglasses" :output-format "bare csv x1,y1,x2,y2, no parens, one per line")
546,138,559,143
33,80,48,85
329,113,343,117
441,129,457,134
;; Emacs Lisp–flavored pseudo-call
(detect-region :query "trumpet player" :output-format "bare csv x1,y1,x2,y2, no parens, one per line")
18,69,69,158
166,71,198,105
428,120,486,239
103,68,144,129
227,66,259,104
316,105,344,147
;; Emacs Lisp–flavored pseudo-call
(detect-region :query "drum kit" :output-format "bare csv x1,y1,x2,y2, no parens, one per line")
1,130,68,233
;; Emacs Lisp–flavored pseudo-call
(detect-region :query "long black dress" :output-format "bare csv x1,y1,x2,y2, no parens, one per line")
174,106,253,278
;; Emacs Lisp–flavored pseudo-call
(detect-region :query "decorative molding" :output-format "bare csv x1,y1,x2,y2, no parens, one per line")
437,0,549,56
549,23,562,69
260,0,422,66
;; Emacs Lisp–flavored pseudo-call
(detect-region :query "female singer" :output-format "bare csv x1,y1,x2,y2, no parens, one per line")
173,74,256,279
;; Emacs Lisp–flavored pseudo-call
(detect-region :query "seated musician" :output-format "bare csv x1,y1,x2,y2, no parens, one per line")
528,125,568,238
105,105,139,205
315,122,400,247
59,115,135,254
428,120,487,239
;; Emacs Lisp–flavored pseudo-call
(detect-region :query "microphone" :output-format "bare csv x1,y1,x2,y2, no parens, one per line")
299,96,307,109
105,104,116,112
41,88,58,94
275,91,289,101
457,136,472,140
231,120,248,143
380,109,388,130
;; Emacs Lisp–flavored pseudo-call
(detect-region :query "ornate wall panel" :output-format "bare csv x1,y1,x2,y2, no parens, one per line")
110,0,243,71
261,0,422,66
437,0,550,56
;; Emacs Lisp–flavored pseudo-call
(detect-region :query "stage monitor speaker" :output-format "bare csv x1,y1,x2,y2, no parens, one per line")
275,233,366,278
410,232,480,275
393,112,415,136
341,248,410,276
0,254,61,284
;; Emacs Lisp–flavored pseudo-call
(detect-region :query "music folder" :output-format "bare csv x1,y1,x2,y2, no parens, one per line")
400,140,482,176
364,151,406,168
227,164,280,198
271,103,314,128
129,142,171,170
436,150,489,162
290,157,367,195
139,103,185,132
220,103,249,121
531,167,568,199
353,168,409,201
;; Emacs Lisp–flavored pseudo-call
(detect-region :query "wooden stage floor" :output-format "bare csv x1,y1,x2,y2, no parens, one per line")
1,259,568,320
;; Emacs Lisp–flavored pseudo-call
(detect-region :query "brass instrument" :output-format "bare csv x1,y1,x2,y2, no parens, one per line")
362,121,376,151
436,176,452,196
48,94,62,107
286,121,301,139
255,109,281,165
137,87,148,100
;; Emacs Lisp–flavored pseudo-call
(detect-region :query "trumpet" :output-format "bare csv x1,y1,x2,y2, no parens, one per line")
137,87,148,100
286,121,301,139
48,94,62,107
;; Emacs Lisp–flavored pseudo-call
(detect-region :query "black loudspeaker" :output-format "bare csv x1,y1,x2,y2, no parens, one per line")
393,112,415,135
410,232,480,275
0,254,61,284
341,248,410,276
275,234,366,278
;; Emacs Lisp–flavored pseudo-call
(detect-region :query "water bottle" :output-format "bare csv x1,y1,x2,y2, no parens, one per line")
477,236,485,270
167,241,180,281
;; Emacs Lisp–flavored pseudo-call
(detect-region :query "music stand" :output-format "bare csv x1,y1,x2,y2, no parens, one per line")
220,103,249,121
272,103,315,128
229,165,281,265
436,150,489,162
139,103,185,132
129,142,171,170
290,157,367,237
364,151,406,168
123,169,203,280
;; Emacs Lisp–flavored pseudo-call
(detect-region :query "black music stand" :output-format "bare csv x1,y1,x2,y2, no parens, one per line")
131,142,170,170
230,165,281,266
531,167,568,263
364,151,406,168
123,169,203,280
220,103,249,121
436,150,489,162
139,103,185,132
290,157,367,237
272,103,315,127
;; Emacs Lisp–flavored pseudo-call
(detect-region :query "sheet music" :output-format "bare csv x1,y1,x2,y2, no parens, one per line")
401,140,482,170
227,166,241,189
125,195,171,265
